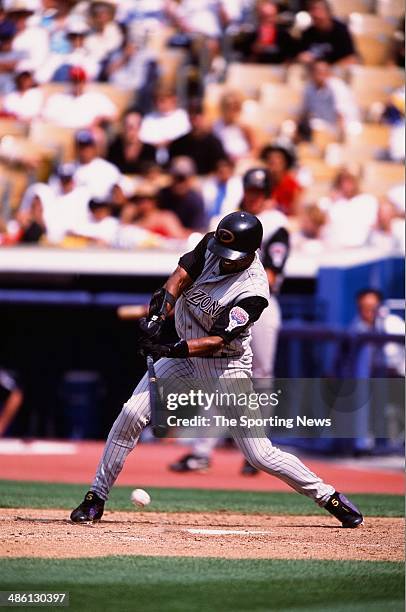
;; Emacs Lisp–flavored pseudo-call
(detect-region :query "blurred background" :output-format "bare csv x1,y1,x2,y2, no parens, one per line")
0,0,404,461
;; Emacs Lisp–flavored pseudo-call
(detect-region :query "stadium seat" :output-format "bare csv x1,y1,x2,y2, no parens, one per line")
349,13,397,36
376,0,405,19
0,162,32,213
349,66,405,112
329,0,373,18
352,32,393,65
203,83,228,122
225,63,286,97
29,121,76,162
362,160,405,195
0,119,29,139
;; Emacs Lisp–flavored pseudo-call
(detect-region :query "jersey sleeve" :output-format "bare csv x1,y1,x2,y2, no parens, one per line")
209,296,268,343
178,232,213,281
261,227,290,273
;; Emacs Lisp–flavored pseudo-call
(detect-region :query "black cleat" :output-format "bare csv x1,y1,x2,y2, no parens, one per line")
70,490,105,523
325,491,364,528
169,454,210,473
241,459,259,476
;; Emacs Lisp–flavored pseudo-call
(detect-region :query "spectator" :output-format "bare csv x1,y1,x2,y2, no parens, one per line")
39,0,72,55
45,163,91,243
296,0,357,66
139,86,190,152
2,69,43,120
169,99,226,175
104,30,158,105
298,60,360,141
379,88,405,163
158,156,207,231
237,0,295,64
202,157,243,220
36,16,99,83
291,204,326,253
107,109,156,174
42,65,118,129
6,0,49,73
68,198,119,245
0,369,23,436
261,143,302,216
322,169,378,248
73,129,122,200
213,90,256,160
84,0,123,66
16,182,55,243
367,199,405,254
124,183,190,239
0,19,25,94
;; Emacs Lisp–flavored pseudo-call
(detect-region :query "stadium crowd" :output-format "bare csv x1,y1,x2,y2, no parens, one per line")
0,0,404,254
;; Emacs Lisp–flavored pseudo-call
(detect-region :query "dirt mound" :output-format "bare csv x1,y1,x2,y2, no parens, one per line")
0,509,402,562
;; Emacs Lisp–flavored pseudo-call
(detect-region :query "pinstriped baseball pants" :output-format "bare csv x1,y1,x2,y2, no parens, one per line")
91,356,335,505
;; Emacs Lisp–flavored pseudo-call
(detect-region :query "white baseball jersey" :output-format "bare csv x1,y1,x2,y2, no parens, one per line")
175,244,270,360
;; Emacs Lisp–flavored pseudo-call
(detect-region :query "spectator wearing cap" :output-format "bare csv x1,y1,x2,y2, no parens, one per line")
107,109,156,174
6,0,49,73
68,197,119,246
42,65,117,128
157,156,207,231
295,0,357,66
84,0,123,66
213,91,256,161
297,60,360,142
72,129,122,200
322,169,378,249
2,69,43,120
36,16,99,83
123,183,190,239
261,144,302,216
168,99,226,176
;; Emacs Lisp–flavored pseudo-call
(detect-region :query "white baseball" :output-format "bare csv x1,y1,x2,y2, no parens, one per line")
131,488,151,507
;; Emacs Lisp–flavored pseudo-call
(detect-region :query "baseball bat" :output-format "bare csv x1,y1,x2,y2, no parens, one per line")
146,355,167,438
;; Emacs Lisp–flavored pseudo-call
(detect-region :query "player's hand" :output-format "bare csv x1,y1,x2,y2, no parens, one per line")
139,339,189,361
138,316,164,340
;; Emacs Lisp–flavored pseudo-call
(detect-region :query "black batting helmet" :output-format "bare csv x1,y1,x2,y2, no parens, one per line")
243,167,271,196
208,211,263,261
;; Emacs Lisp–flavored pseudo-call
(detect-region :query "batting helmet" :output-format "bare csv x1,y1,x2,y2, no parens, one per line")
243,167,271,196
208,211,263,261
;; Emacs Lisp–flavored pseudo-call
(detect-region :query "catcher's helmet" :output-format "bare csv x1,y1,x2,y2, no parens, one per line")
243,167,271,196
208,211,263,261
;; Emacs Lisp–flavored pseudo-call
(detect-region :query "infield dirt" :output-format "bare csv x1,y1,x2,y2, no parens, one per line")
0,509,402,562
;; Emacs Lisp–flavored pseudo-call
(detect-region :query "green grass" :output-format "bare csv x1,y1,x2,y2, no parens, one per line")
0,480,403,517
0,557,403,612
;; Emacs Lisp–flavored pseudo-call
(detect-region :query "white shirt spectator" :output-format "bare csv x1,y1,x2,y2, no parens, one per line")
46,186,91,243
139,108,190,145
202,174,243,221
323,194,378,248
12,25,49,72
213,120,250,159
36,48,100,84
2,86,43,121
84,22,123,64
42,90,117,129
73,215,119,244
387,184,405,214
73,158,121,200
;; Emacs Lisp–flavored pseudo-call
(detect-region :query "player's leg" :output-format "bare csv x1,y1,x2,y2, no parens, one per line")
223,370,364,527
70,358,194,522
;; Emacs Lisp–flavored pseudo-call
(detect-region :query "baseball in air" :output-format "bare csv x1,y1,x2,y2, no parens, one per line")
131,489,151,507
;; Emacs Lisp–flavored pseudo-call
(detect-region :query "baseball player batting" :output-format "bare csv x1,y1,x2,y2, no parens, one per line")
170,167,290,475
71,210,363,528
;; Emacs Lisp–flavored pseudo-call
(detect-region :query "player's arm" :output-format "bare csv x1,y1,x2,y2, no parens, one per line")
143,296,268,359
261,227,290,290
138,233,213,339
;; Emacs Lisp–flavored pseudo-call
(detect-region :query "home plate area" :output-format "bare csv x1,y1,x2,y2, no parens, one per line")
0,509,402,562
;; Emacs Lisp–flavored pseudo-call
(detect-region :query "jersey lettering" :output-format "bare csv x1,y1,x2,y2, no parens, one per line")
186,289,224,318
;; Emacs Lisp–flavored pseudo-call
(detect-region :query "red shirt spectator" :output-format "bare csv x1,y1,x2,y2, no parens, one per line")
261,144,302,215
